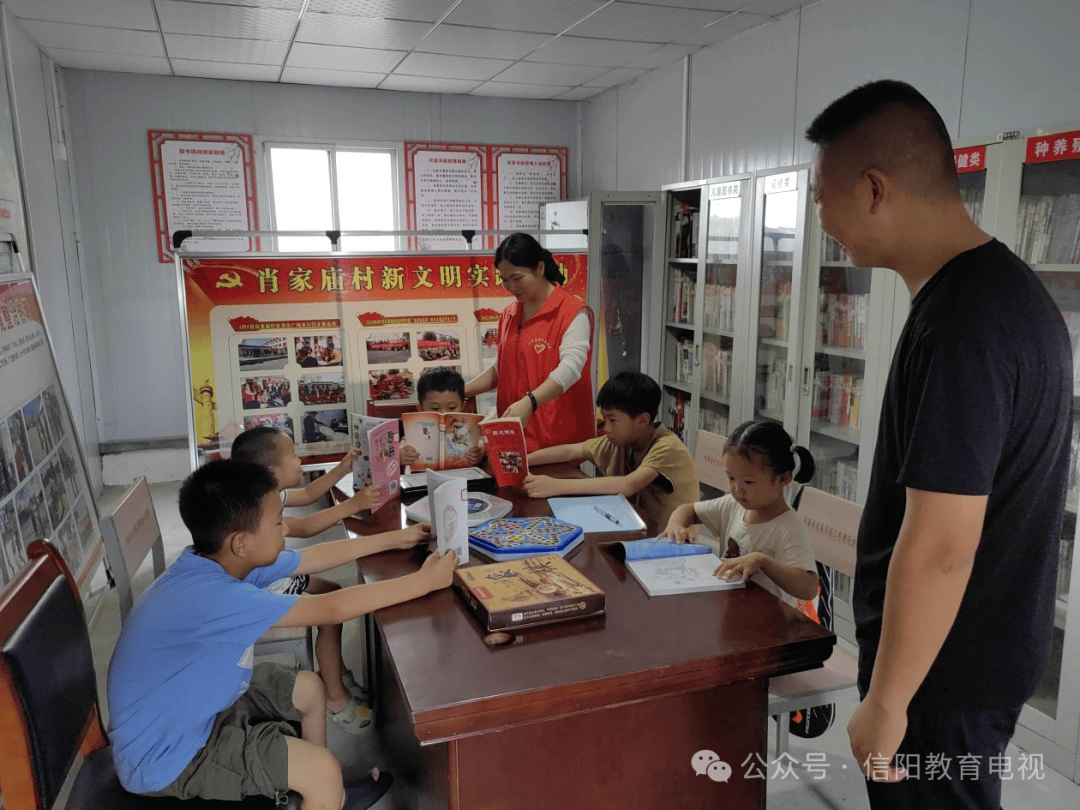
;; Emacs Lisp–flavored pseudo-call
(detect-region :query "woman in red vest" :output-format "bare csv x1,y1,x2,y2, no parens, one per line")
465,233,595,453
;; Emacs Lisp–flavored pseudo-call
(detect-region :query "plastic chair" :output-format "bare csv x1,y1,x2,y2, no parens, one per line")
0,540,299,810
100,478,313,670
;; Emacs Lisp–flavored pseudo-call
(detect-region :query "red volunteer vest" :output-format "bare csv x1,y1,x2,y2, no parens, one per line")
496,286,595,453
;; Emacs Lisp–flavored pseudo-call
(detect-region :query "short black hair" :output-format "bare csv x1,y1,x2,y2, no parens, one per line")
231,426,288,469
806,79,956,194
417,367,465,402
495,232,565,285
596,372,661,421
179,459,278,556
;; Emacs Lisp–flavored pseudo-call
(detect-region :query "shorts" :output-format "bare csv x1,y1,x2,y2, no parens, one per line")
148,663,301,802
266,574,310,595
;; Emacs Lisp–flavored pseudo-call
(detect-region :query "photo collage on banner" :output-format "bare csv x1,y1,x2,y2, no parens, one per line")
0,277,99,587
181,253,588,458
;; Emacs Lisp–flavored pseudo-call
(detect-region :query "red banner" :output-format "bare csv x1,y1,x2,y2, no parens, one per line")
1026,130,1080,164
953,145,986,174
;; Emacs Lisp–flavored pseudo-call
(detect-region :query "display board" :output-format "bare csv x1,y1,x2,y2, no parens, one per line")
0,41,29,274
178,251,587,461
0,275,101,590
149,130,259,263
404,142,568,249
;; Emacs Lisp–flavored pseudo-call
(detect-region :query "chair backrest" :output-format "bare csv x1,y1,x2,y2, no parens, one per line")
366,397,477,420
692,431,729,493
99,477,165,623
794,486,860,578
0,541,108,810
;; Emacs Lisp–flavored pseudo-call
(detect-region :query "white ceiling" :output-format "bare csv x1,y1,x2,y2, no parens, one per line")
5,0,810,100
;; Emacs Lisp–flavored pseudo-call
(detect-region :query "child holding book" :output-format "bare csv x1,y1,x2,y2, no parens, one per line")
231,426,380,732
523,372,699,529
661,419,818,607
108,459,456,810
401,367,485,468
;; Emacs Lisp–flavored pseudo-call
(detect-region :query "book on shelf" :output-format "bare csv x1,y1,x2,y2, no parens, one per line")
453,554,605,631
673,201,699,259
349,413,401,512
671,268,696,323
401,410,484,471
1016,193,1080,265
625,552,744,597
665,390,688,440
481,417,529,487
811,372,863,430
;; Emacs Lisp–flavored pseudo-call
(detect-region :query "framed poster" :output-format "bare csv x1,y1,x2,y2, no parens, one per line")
0,275,102,590
149,130,259,263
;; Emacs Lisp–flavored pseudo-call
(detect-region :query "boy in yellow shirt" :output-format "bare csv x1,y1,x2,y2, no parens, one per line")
524,372,699,529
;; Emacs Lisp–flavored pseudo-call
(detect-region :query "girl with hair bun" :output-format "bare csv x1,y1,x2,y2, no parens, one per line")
661,419,818,607
465,232,595,453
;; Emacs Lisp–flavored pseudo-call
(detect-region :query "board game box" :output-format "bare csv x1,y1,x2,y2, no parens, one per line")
468,516,584,561
454,554,606,631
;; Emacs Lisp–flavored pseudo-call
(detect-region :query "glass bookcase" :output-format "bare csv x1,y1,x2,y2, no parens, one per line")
955,144,989,228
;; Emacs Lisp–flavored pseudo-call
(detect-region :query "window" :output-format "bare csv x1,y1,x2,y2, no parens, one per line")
266,144,397,252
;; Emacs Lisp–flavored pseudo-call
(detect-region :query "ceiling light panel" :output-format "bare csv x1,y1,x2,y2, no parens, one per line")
164,33,290,64
287,42,406,72
447,0,610,35
307,0,458,22
156,1,298,39
296,13,432,50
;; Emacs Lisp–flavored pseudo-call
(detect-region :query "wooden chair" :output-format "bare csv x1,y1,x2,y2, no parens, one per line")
767,486,860,757
100,478,313,670
0,540,298,810
692,431,729,493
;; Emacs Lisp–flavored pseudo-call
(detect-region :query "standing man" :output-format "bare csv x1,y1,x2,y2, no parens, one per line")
806,80,1071,809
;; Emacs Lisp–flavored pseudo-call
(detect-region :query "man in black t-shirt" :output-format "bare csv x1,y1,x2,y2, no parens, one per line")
806,81,1071,809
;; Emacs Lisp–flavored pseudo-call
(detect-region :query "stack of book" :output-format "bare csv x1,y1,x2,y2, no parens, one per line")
811,372,863,430
702,342,732,399
818,291,869,350
756,350,787,415
703,283,736,332
759,280,792,340
674,338,695,384
670,268,696,323
1015,193,1080,265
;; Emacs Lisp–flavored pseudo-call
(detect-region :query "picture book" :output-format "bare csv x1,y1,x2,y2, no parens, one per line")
469,516,584,561
349,413,400,512
404,491,512,528
427,468,469,564
401,411,484,471
480,417,529,487
600,538,712,562
453,554,605,631
625,552,744,597
547,494,646,533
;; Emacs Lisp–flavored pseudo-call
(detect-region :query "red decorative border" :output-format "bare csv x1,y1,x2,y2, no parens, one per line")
148,130,260,263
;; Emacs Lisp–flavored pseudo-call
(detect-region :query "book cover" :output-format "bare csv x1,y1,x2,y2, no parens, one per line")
453,554,605,631
402,411,484,470
349,413,400,512
625,552,745,597
428,468,468,563
480,417,529,487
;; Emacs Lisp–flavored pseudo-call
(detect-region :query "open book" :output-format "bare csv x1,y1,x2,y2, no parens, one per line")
401,411,484,470
481,417,529,487
349,413,400,512
625,552,745,597
427,469,469,564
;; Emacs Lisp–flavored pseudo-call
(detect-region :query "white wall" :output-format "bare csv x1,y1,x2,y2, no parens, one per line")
64,71,579,443
582,0,1080,190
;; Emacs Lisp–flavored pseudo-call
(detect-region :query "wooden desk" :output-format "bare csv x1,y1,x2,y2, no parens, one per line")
343,466,834,810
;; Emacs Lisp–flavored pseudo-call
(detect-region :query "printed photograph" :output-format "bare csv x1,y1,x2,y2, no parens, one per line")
365,332,411,364
56,437,81,503
6,411,32,481
240,376,291,409
56,515,82,574
299,373,347,406
497,451,525,475
41,458,70,531
238,336,289,370
72,496,95,553
242,413,295,438
368,368,414,401
0,502,24,587
15,473,51,545
41,383,66,446
480,327,498,361
295,335,343,367
22,396,53,466
0,421,18,499
301,410,349,444
418,331,461,362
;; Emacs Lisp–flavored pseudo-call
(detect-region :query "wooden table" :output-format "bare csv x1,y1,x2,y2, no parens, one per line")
342,465,834,810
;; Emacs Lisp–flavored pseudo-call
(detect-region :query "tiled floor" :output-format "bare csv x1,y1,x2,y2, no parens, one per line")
89,481,1080,809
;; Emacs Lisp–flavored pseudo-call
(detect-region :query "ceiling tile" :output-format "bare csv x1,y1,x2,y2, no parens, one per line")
296,13,431,50
524,35,656,68
470,82,572,99
380,74,482,94
552,86,605,100
622,0,738,10
307,0,457,22
44,47,172,74
156,1,297,39
172,59,282,81
168,0,305,9
622,43,697,69
447,0,610,35
416,24,551,60
280,65,386,86
22,20,164,56
396,51,511,80
737,0,806,16
566,2,726,42
165,33,289,64
2,0,158,30
493,61,608,86
286,42,406,73
674,11,768,45
584,66,648,87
